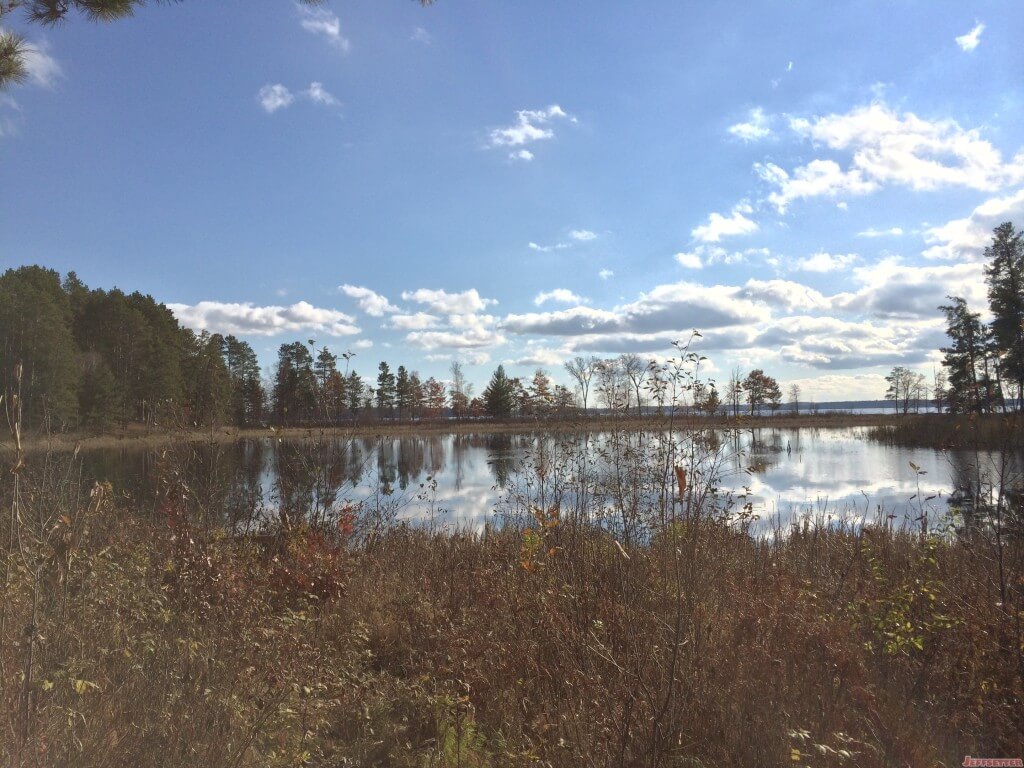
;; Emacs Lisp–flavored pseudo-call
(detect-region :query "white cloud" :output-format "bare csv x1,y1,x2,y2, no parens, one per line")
534,289,589,306
528,241,570,253
258,84,294,113
789,102,1024,193
598,269,614,280
922,188,1024,260
21,40,62,88
728,107,772,141
955,22,984,52
691,202,758,242
304,82,339,106
674,251,704,269
340,285,399,316
168,301,360,337
569,229,598,241
406,328,505,350
834,258,988,318
401,288,497,315
504,281,770,337
489,105,573,149
757,159,877,213
388,312,441,330
796,252,858,273
742,279,831,312
410,27,432,44
298,6,351,52
857,226,903,237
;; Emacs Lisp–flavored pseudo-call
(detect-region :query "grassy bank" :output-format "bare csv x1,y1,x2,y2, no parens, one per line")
1,440,1021,767
4,412,908,453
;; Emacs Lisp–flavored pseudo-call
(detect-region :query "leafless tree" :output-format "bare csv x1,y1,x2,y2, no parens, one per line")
564,356,599,413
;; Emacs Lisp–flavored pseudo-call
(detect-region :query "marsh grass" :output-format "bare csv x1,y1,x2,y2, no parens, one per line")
2,347,1022,766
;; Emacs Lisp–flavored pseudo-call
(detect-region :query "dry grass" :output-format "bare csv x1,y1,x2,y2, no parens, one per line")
1,441,1022,767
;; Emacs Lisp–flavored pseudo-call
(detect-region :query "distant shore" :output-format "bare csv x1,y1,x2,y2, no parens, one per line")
1,411,942,452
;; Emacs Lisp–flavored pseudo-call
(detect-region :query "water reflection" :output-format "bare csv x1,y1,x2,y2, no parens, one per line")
70,427,1022,531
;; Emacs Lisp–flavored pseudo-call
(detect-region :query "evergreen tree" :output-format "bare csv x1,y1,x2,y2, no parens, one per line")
376,362,396,414
984,222,1024,409
395,365,411,420
0,266,80,429
940,296,988,414
272,342,316,425
223,335,264,427
483,365,515,419
182,331,232,426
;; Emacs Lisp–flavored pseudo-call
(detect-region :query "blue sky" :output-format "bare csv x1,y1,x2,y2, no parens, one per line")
2,0,1023,399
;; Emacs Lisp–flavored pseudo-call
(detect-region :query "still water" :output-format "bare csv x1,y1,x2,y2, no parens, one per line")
71,426,1021,531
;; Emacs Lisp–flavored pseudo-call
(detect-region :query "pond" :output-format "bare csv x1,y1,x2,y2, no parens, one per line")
62,426,1023,533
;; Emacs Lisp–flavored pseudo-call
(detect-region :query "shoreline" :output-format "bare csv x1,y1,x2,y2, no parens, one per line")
1,411,940,452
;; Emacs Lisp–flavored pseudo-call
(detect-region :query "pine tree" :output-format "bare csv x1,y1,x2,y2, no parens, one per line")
984,222,1024,409
272,342,316,425
940,296,987,414
0,266,80,429
376,362,396,415
483,365,515,419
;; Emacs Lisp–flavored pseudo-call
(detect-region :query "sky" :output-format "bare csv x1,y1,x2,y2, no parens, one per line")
2,0,1023,400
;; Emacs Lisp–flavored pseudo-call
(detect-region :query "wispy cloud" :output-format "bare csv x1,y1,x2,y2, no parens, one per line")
258,82,339,113
258,84,294,113
857,226,903,238
728,107,772,141
489,105,575,160
955,22,984,52
298,5,350,52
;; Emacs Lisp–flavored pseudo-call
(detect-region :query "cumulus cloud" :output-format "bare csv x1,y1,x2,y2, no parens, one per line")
299,5,350,51
728,107,772,141
488,105,574,151
534,289,589,306
388,312,440,330
691,202,758,242
922,187,1024,260
339,285,399,316
258,84,294,113
504,281,769,338
674,251,704,269
401,288,497,315
757,159,877,212
742,279,831,312
406,328,505,351
796,252,858,272
833,258,988,318
955,22,984,52
789,103,1024,192
168,300,360,337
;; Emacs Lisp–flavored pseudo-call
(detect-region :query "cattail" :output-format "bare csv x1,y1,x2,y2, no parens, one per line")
674,466,687,498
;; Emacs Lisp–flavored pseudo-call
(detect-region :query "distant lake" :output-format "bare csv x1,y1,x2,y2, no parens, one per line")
63,426,1022,533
